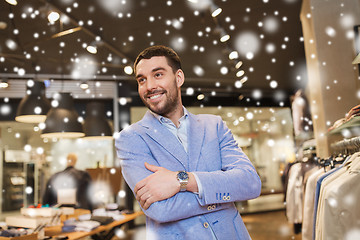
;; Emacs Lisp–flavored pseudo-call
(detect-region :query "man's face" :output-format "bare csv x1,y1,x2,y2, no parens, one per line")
135,56,183,117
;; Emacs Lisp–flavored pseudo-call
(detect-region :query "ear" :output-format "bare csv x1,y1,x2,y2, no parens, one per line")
175,69,185,88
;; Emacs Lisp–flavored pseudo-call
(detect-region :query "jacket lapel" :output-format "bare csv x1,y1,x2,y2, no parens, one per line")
187,113,205,171
140,111,189,169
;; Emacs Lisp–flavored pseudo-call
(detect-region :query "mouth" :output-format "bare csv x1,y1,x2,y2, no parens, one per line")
145,90,166,102
149,93,162,100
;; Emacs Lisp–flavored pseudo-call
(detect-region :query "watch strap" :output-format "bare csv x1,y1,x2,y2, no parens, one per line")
179,181,187,192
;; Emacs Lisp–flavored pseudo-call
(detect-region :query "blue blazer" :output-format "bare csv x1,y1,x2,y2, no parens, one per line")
115,111,261,240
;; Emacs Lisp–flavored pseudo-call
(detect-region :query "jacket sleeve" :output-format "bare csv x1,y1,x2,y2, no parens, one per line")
194,117,261,206
115,127,232,223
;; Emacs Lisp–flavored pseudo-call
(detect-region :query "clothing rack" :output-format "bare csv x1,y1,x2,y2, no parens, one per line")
330,136,360,154
316,156,344,171
315,137,360,170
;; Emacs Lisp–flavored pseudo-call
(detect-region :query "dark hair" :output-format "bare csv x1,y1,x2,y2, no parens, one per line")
134,45,182,73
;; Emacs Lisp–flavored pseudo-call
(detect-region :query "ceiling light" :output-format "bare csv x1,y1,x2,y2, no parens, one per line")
83,102,113,140
124,66,133,75
51,27,82,39
197,94,205,100
0,80,9,88
80,81,89,90
5,0,17,6
229,51,239,60
48,11,60,23
240,76,248,84
235,60,243,69
41,92,85,138
86,44,97,54
210,4,222,18
236,70,245,78
15,80,51,123
219,29,230,42
220,34,230,42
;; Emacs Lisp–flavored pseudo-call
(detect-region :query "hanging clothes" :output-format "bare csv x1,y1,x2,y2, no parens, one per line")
315,153,360,240
285,160,317,228
286,162,303,224
312,165,343,239
301,168,324,240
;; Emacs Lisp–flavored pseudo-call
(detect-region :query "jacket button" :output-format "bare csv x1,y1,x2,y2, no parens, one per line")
222,195,230,201
203,222,209,228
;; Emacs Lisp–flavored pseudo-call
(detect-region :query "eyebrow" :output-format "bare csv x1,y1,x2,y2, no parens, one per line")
135,67,166,79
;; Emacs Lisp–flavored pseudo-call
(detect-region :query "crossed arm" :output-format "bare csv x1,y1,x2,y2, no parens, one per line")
118,149,236,223
134,162,199,209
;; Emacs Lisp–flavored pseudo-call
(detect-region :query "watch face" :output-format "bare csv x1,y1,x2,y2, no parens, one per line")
178,171,188,181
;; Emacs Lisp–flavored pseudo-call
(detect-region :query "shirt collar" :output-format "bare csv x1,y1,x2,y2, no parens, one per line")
150,106,189,125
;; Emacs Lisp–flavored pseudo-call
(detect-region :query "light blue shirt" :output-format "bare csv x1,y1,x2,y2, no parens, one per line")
152,107,189,153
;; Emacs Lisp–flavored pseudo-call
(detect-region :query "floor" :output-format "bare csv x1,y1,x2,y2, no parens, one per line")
112,210,302,240
243,210,302,240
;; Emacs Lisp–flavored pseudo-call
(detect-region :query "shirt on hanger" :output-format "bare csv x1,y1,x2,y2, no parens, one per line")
302,168,324,240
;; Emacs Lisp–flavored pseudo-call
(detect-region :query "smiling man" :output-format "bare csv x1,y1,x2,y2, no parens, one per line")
115,45,261,240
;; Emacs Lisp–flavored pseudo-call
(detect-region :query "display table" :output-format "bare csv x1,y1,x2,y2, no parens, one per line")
45,211,144,240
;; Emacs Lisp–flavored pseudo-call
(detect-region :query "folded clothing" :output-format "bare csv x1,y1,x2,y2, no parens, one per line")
328,118,346,131
92,208,125,221
90,216,114,225
74,221,100,232
62,225,76,233
0,228,30,237
62,219,100,232
346,104,360,120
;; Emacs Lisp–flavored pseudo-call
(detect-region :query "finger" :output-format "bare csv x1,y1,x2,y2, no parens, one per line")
145,162,161,172
135,187,148,201
138,192,147,207
134,179,146,194
139,192,152,210
143,194,154,210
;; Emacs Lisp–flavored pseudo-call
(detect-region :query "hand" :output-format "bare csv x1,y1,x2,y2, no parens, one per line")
134,162,180,210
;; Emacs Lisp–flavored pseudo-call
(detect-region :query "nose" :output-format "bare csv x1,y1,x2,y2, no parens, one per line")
145,77,156,91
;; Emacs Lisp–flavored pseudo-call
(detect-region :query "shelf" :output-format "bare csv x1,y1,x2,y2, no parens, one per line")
327,116,360,135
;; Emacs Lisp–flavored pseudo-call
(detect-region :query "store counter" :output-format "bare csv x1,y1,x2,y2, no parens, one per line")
45,211,144,240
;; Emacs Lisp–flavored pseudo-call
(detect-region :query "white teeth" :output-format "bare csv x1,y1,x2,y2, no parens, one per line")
149,94,161,100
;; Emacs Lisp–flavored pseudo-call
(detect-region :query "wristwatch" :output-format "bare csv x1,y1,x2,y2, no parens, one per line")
177,171,189,192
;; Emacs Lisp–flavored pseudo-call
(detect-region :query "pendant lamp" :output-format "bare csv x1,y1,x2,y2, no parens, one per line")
83,101,113,140
15,80,51,123
41,92,85,138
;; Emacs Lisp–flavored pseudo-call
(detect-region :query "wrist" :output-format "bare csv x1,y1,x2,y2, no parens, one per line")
186,173,199,193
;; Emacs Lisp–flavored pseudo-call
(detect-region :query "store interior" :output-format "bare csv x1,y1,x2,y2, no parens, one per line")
1,0,360,239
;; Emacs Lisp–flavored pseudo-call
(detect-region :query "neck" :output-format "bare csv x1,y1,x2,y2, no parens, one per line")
164,104,184,127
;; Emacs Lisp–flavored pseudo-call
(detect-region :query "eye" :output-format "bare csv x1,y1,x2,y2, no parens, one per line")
137,78,146,84
154,72,163,78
